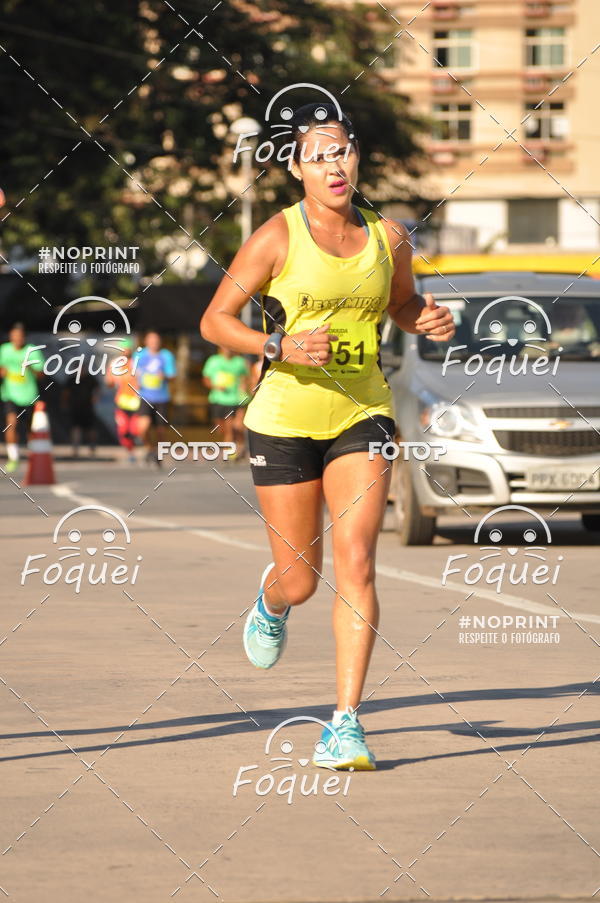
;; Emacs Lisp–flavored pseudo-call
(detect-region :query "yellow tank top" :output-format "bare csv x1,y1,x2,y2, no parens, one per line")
243,201,396,439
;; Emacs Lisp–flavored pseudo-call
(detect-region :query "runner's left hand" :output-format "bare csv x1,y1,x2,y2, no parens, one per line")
415,292,456,342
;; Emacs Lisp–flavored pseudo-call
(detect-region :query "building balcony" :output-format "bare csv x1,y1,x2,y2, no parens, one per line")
424,140,573,175
427,141,473,166
521,139,571,166
394,69,571,104
431,1,461,20
524,1,574,20
522,69,573,98
524,2,552,17
383,0,573,28
431,72,464,94
523,72,554,93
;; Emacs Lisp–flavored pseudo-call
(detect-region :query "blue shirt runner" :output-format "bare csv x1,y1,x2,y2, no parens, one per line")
133,348,177,403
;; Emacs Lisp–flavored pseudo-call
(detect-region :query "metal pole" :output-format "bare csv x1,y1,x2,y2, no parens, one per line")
231,117,261,330
240,150,253,328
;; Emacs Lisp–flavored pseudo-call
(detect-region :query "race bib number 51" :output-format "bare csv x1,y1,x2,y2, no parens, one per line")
289,321,378,380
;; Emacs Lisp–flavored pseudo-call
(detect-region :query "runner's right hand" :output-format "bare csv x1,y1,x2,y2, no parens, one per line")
280,325,339,367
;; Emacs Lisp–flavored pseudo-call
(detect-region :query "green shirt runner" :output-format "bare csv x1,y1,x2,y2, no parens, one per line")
0,342,45,407
202,354,249,407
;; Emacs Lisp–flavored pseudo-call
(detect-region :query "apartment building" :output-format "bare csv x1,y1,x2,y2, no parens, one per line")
376,0,600,251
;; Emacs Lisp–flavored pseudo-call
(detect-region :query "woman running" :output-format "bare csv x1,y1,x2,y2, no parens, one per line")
201,102,455,770
105,339,140,464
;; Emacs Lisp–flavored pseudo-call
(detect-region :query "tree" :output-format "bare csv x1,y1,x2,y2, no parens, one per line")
0,0,426,285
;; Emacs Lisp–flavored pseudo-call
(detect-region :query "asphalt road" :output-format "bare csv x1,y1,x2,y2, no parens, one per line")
1,450,598,903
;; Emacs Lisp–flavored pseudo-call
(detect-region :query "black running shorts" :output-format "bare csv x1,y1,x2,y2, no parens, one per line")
3,400,32,419
210,402,243,420
247,415,396,486
137,399,169,425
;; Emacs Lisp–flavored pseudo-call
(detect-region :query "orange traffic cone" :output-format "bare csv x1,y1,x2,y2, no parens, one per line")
22,401,56,486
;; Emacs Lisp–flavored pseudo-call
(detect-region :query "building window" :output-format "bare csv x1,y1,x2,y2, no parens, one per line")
432,103,472,141
508,199,558,244
524,101,568,139
433,29,473,68
525,27,566,67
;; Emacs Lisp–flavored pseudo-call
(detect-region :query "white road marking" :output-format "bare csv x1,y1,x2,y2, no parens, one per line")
52,484,600,625
51,484,263,551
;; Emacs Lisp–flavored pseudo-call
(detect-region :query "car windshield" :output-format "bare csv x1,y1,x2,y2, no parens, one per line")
418,294,600,362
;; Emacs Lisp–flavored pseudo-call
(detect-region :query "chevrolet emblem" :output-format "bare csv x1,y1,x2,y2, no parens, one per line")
549,419,574,429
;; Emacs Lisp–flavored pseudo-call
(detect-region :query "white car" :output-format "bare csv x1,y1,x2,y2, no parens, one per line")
381,271,600,544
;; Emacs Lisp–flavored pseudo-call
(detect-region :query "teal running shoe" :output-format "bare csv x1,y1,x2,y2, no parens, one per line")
312,709,376,771
243,563,290,669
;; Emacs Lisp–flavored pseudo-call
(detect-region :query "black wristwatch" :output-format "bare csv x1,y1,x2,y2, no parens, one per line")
264,332,283,362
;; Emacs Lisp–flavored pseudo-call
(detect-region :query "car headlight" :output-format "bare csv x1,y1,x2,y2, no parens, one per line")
420,400,481,441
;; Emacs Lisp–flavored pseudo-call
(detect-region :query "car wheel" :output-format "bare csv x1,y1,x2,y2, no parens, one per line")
393,458,437,545
581,513,600,532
